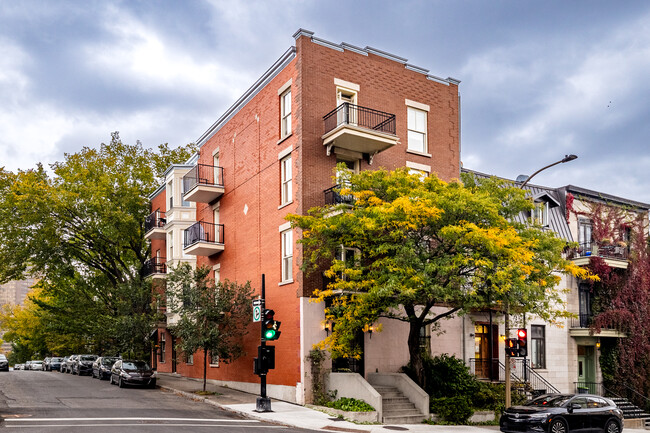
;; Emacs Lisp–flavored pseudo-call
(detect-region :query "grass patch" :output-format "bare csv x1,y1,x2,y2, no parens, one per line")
193,390,221,396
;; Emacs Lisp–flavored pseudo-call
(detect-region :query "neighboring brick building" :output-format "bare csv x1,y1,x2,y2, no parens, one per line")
145,29,461,404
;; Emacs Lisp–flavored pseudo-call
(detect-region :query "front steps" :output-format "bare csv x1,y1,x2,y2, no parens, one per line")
611,397,650,419
372,385,427,424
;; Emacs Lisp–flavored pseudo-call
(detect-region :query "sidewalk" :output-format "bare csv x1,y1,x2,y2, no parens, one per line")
156,373,648,433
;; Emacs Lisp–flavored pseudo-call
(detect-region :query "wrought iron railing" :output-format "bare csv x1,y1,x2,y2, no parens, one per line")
323,102,396,136
574,381,603,395
143,256,166,276
570,313,622,331
469,358,560,395
568,241,629,261
144,210,166,233
324,185,355,206
183,221,224,248
182,164,224,194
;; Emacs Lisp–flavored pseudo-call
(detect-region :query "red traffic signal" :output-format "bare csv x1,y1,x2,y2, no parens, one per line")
517,328,528,357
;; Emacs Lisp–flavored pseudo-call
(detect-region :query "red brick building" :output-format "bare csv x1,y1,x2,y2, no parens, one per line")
145,29,460,404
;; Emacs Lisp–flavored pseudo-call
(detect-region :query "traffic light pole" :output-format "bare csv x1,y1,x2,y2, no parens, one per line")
255,274,272,412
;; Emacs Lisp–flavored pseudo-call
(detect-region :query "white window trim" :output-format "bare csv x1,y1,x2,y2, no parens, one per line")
280,88,292,139
406,161,431,173
405,99,430,112
334,78,360,92
407,106,428,154
278,79,292,95
280,228,293,283
278,145,293,160
280,155,292,206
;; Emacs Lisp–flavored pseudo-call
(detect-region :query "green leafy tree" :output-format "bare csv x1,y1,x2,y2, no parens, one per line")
166,263,254,392
288,167,592,389
0,132,196,357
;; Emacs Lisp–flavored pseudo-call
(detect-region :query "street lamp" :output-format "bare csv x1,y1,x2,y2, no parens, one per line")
518,154,578,188
504,154,578,408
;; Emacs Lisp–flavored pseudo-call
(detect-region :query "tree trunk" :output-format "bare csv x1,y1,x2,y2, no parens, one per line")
407,316,426,391
203,349,207,392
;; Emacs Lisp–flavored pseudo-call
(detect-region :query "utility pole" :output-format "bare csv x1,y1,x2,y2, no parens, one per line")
504,300,511,409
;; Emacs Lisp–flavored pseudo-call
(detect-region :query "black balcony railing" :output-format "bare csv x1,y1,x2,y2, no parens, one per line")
324,185,355,206
184,221,224,248
144,256,166,277
144,211,166,233
323,102,396,136
568,242,629,261
182,164,224,194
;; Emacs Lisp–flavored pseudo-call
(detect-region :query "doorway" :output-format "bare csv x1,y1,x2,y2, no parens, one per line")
577,345,596,391
474,323,499,380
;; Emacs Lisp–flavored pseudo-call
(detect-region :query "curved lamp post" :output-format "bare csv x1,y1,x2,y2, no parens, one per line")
519,154,578,188
505,153,578,408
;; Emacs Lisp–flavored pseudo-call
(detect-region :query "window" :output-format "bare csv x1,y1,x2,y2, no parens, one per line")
185,352,193,365
168,181,173,210
336,246,357,281
532,201,549,226
530,325,545,369
578,219,593,251
168,232,174,261
181,178,190,207
281,229,293,282
407,107,427,153
213,153,220,185
419,325,431,355
281,156,292,205
209,351,219,367
281,89,291,138
160,333,166,363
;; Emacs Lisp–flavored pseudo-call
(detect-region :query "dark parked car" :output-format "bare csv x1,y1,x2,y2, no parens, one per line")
47,357,64,371
0,354,8,371
110,360,156,388
73,354,97,375
500,393,624,433
92,356,120,380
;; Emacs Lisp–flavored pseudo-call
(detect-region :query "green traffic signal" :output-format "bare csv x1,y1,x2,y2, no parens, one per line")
264,328,277,340
262,309,281,341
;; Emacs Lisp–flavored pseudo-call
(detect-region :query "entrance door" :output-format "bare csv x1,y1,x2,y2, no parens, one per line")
474,324,499,380
332,330,365,377
577,345,595,392
171,336,177,373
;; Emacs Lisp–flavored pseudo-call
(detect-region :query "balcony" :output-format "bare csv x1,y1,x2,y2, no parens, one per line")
569,313,626,338
324,185,355,206
568,242,629,269
143,257,167,279
322,103,398,161
183,221,225,256
144,211,166,240
182,164,225,203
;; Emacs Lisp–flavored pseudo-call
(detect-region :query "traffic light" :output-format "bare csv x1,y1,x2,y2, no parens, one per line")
254,345,275,375
517,328,528,357
505,338,518,357
262,309,281,341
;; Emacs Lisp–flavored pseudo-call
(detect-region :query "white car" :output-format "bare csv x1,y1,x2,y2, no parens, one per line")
30,360,44,370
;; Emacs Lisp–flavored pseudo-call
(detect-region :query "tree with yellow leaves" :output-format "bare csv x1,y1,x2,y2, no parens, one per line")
288,167,592,389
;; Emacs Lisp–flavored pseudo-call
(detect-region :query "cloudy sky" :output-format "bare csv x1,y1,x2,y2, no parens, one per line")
1,1,649,202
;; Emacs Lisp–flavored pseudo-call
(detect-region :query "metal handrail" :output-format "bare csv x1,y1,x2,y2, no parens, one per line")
323,102,396,135
183,221,224,248
144,210,166,233
182,164,224,194
324,184,355,206
568,241,628,260
143,256,166,276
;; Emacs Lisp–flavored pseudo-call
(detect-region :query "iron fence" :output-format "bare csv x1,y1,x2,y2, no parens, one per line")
323,102,396,135
324,185,355,206
144,210,166,233
182,163,224,193
143,256,166,276
184,221,224,248
568,241,628,261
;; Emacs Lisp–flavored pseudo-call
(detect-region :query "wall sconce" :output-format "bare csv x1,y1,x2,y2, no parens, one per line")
323,321,331,337
596,339,601,349
363,324,375,339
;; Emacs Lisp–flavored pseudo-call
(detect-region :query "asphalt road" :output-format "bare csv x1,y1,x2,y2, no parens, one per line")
0,369,317,432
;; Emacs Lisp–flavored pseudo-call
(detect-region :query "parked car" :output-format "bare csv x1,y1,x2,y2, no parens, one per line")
59,356,69,373
47,357,64,371
73,354,97,375
0,354,9,372
24,361,32,370
110,360,156,388
92,356,120,380
500,393,624,433
62,355,77,373
29,360,44,371
42,357,51,371
14,363,23,370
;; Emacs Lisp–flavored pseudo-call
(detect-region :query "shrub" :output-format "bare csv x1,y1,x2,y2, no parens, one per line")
325,397,375,412
402,354,478,398
430,396,473,424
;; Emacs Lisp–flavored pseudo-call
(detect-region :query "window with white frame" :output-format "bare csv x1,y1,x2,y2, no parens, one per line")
281,156,292,205
532,201,549,227
336,246,357,281
209,351,219,367
281,229,293,282
407,107,427,153
185,352,193,365
281,89,292,138
168,181,174,210
530,325,546,369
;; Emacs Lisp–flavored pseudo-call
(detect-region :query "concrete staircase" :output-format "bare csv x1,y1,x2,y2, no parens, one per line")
372,384,427,424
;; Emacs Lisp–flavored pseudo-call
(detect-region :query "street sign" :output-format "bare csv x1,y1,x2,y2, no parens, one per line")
253,305,262,322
